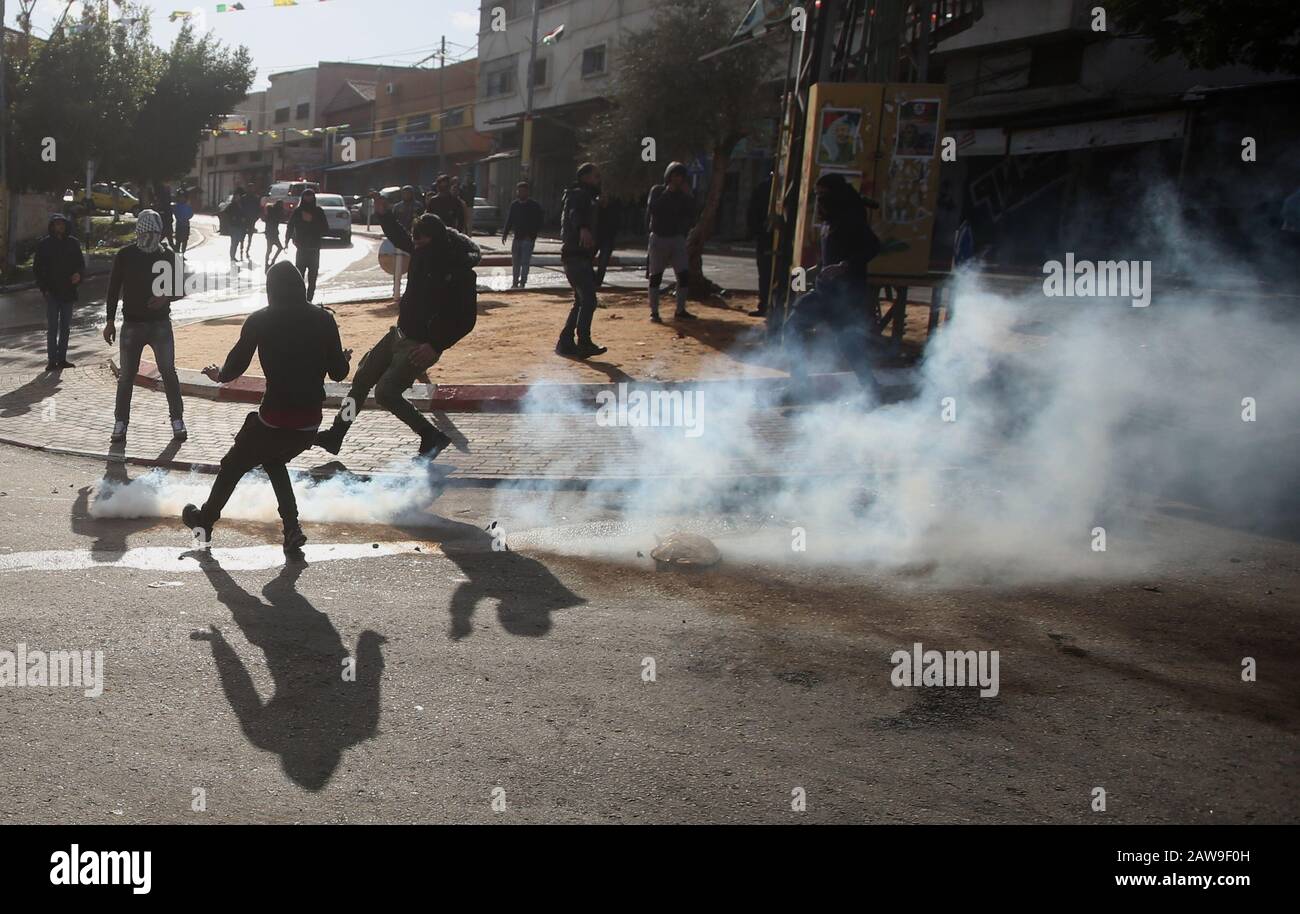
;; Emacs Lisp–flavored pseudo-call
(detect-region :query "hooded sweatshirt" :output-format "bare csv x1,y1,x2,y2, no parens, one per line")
33,214,86,301
217,260,350,429
379,210,481,350
286,194,326,250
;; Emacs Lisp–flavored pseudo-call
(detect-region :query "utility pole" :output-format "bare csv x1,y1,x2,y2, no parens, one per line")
521,0,541,179
0,0,12,275
437,35,445,177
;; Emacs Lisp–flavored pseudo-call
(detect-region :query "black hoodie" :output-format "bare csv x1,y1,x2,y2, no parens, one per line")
379,210,481,349
560,181,597,258
286,197,326,250
33,215,86,301
217,261,349,424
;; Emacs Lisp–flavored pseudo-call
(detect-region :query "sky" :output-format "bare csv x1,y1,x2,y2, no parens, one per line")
9,0,484,88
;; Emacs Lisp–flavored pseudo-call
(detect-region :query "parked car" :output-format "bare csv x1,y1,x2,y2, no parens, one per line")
471,197,500,235
260,180,319,217
63,183,141,215
313,193,353,243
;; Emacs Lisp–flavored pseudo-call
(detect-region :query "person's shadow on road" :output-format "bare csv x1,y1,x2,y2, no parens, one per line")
0,370,62,418
186,554,386,791
70,442,182,562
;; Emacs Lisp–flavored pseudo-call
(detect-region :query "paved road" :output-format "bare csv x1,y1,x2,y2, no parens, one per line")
0,443,1296,823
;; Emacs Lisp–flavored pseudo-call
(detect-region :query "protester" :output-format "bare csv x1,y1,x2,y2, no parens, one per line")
783,172,883,402
228,186,249,263
645,161,697,322
104,209,187,443
594,192,620,288
501,180,544,288
286,188,325,302
156,183,174,244
747,173,774,317
393,185,423,234
33,213,85,371
424,174,466,232
455,175,475,234
183,260,351,556
264,199,286,269
173,189,194,255
239,185,261,260
315,193,480,459
556,162,607,358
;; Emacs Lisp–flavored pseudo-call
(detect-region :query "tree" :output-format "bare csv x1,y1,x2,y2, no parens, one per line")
581,0,775,298
1112,0,1300,75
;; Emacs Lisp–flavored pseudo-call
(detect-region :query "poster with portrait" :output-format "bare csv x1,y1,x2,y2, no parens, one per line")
894,99,940,159
816,108,863,167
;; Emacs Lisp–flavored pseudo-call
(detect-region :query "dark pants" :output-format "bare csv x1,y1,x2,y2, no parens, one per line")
329,327,436,443
755,245,773,313
229,226,245,261
44,293,74,366
175,223,191,253
115,320,184,422
202,412,317,528
594,242,615,286
784,284,881,396
561,256,598,344
296,247,321,301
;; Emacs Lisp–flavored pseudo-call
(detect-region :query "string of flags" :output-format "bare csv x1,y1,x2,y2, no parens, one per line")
206,123,350,138
170,1,330,21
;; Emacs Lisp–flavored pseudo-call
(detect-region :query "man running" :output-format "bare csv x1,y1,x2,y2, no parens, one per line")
173,189,194,255
33,213,85,371
183,260,352,555
286,188,325,302
501,180,543,288
104,209,187,443
264,199,286,269
239,185,261,260
228,186,249,263
645,162,697,323
555,162,607,358
314,194,480,458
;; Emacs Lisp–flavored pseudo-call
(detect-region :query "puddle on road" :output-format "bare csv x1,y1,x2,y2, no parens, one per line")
0,542,439,573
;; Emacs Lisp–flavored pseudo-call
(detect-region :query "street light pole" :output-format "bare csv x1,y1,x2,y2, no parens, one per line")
521,0,541,179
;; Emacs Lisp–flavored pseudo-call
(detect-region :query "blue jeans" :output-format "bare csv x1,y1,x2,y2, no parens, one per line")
44,293,74,365
115,320,184,423
511,236,536,286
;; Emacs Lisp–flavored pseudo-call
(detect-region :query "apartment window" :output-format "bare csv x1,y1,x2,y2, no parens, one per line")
581,44,607,78
406,113,431,132
296,101,311,120
531,57,548,88
442,107,466,128
379,119,398,137
483,55,517,98
274,106,290,124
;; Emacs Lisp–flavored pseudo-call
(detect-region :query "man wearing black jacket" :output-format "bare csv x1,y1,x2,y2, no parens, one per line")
501,180,544,288
33,213,85,371
556,162,607,358
286,188,326,301
645,161,697,322
183,260,351,554
315,193,481,458
424,174,466,233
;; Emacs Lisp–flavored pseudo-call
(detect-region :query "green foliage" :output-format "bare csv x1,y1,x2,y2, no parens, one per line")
5,5,254,193
1112,0,1300,75
582,0,773,195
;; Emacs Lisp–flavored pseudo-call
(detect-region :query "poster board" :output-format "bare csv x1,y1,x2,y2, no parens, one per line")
793,82,948,279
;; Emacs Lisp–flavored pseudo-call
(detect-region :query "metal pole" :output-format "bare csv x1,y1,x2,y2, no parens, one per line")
521,0,541,178
437,35,446,177
0,0,12,275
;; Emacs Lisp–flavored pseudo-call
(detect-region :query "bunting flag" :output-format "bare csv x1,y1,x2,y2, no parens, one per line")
215,3,246,11
540,24,564,45
273,0,299,6
167,11,192,21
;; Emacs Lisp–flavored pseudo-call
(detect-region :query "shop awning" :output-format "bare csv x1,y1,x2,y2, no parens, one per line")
323,155,396,173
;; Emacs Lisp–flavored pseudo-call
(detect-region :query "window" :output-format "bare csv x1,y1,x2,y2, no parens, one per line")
224,153,240,164
406,113,431,132
1028,41,1083,88
442,107,466,128
531,57,548,88
483,55,517,98
295,102,311,120
581,44,607,78
379,119,398,137
274,107,290,124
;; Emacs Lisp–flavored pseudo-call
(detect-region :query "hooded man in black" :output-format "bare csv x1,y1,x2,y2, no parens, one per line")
33,213,85,371
314,192,481,459
286,188,326,301
184,260,351,554
556,162,607,358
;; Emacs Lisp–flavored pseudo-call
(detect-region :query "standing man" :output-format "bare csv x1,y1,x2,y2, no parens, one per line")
747,172,773,317
239,185,261,260
393,185,423,234
228,186,248,263
33,213,85,371
156,183,174,245
425,174,466,233
183,260,351,554
594,192,620,288
501,180,544,288
455,175,475,234
645,161,697,323
315,194,481,458
104,209,187,443
555,162,607,358
286,188,325,302
264,199,286,269
173,189,194,255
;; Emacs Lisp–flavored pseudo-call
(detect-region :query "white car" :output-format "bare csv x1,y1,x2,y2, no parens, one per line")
313,193,353,243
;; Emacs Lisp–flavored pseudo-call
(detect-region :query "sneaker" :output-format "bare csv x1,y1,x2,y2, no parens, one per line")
171,418,188,441
283,523,308,555
649,313,663,324
314,424,345,455
674,310,697,320
418,429,452,460
555,338,580,357
182,503,213,547
46,362,57,372
110,421,127,443
58,360,76,369
576,341,608,358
